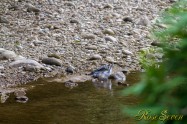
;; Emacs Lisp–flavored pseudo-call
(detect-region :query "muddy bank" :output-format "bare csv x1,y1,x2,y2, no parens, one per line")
0,0,173,87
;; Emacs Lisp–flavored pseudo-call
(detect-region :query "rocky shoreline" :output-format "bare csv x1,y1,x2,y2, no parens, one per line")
0,0,173,87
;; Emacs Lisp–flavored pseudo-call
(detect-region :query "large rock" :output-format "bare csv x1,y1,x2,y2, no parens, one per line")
0,48,17,60
9,59,44,69
42,57,62,66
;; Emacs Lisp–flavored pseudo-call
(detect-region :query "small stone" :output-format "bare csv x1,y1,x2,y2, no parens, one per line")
85,45,97,50
14,90,26,97
103,4,113,9
105,56,117,63
26,4,40,13
122,49,133,55
0,16,9,23
89,54,102,60
70,19,80,24
0,49,17,60
104,36,117,42
138,16,150,26
1,93,9,103
65,66,75,74
0,65,4,70
33,41,46,46
48,0,55,5
151,42,163,47
82,34,96,40
15,96,28,103
123,17,133,22
64,80,78,89
42,57,62,66
47,53,61,59
64,2,76,8
103,29,115,35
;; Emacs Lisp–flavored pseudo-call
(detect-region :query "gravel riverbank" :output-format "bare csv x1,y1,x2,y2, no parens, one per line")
0,0,173,87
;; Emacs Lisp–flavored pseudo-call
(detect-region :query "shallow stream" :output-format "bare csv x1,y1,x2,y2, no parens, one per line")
0,72,140,124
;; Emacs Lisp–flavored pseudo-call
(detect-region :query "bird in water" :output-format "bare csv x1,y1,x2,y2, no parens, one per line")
90,64,113,81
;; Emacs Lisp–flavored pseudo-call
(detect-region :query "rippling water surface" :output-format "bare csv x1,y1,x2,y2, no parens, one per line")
0,72,140,124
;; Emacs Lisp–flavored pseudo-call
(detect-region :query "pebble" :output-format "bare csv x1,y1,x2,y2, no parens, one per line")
14,90,26,96
123,17,133,23
15,96,28,103
26,4,40,13
122,49,133,55
64,2,76,8
70,19,80,24
0,65,4,70
85,45,97,50
138,16,150,26
0,48,17,60
42,57,62,66
103,4,114,9
104,36,117,42
64,80,78,89
47,53,61,59
89,54,102,60
105,56,117,63
82,34,96,40
65,65,75,74
0,16,9,23
0,93,9,103
102,29,115,35
33,41,46,46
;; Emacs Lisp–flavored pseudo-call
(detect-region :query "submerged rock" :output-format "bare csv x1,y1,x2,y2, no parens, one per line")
64,80,78,89
15,96,28,103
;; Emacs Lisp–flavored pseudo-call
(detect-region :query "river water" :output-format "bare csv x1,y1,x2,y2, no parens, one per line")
0,72,140,124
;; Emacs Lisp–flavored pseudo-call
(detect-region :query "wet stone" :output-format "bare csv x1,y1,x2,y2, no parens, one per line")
65,66,75,74
15,96,28,103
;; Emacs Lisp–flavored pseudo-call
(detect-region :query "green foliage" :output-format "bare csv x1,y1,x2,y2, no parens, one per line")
123,1,187,124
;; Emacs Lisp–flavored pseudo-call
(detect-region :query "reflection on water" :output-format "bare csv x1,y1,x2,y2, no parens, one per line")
0,72,140,124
